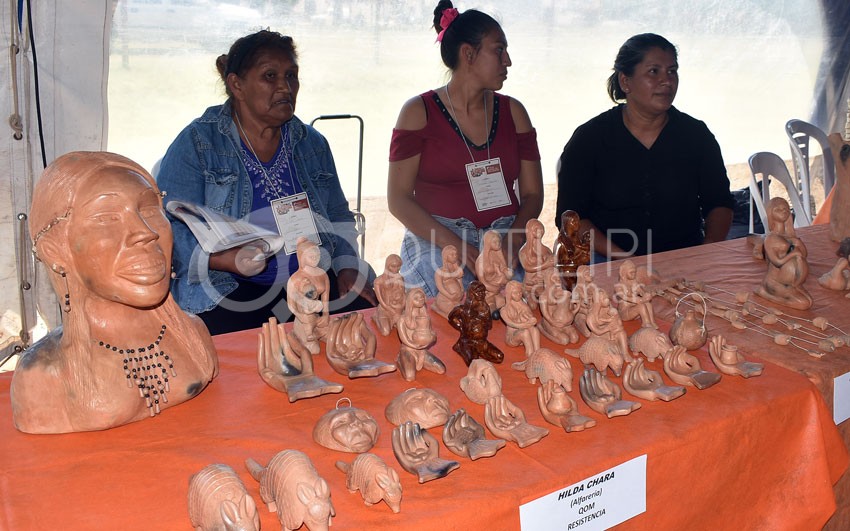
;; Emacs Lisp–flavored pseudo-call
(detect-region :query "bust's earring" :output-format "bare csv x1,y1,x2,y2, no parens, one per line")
54,266,71,313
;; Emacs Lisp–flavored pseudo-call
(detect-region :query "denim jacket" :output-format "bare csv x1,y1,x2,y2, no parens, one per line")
156,101,371,314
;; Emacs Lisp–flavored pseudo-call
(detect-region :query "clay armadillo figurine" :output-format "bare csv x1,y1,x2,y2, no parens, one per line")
188,463,259,531
566,336,625,376
246,450,335,531
511,347,574,391
335,452,403,513
628,327,674,362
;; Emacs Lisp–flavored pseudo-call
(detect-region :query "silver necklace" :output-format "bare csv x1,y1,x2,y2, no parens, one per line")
444,82,492,163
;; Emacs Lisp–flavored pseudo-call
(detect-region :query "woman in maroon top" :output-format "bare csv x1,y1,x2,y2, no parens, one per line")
388,0,543,298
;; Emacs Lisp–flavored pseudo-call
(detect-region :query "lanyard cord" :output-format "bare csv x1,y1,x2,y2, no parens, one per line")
444,82,492,163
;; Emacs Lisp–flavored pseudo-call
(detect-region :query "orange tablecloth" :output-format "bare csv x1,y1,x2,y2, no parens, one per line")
0,303,846,530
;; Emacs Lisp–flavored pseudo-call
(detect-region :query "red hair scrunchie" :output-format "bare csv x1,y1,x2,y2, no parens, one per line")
436,8,460,42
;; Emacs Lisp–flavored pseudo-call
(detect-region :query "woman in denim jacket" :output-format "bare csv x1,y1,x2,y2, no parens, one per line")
156,30,376,335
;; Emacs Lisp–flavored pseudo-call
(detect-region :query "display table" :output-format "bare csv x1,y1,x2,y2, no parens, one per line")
589,223,850,529
0,299,846,529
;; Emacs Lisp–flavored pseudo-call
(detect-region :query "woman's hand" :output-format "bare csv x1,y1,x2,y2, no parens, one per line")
337,268,378,306
210,243,267,276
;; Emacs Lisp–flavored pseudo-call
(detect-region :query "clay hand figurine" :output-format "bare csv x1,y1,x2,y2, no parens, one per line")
432,245,465,319
553,210,591,290
442,408,506,460
325,312,396,378
313,400,380,453
392,421,460,484
754,197,813,310
483,394,549,448
622,358,686,402
258,317,343,402
613,259,658,328
579,367,642,418
475,230,513,313
538,267,581,345
335,453,403,513
188,464,260,531
287,237,330,355
12,152,218,433
385,387,451,429
501,280,541,357
459,359,503,404
396,287,445,381
663,345,722,389
448,281,505,365
246,450,335,531
537,380,596,432
511,347,574,391
373,254,406,336
518,219,555,310
707,335,764,378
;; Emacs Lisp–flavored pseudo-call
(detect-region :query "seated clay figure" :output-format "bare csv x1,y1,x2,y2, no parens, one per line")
501,280,541,357
258,317,343,402
396,287,446,381
613,259,658,328
517,219,554,311
579,367,641,418
536,380,596,433
585,288,633,362
707,335,764,378
11,152,218,434
432,245,465,319
325,312,396,378
448,281,505,366
622,358,686,402
287,238,330,355
475,230,513,314
459,359,503,404
754,197,813,310
483,394,549,448
553,210,591,290
538,267,580,345
373,254,406,336
385,387,450,429
442,408,506,460
571,265,599,337
663,345,722,389
313,401,380,453
392,421,460,484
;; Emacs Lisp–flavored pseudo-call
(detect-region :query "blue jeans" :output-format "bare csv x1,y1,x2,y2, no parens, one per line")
400,215,522,298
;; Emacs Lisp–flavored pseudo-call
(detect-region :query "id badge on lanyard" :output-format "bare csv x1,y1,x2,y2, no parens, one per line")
271,192,321,254
466,157,511,212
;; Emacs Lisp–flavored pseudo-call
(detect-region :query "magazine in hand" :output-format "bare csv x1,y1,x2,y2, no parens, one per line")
165,200,285,257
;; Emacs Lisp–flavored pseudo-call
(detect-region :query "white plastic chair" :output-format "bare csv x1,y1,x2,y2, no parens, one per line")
748,151,812,233
785,119,836,219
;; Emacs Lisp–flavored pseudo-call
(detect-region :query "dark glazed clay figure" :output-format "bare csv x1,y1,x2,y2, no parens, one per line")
12,151,218,434
325,312,396,378
373,254,406,336
553,210,591,290
518,218,555,311
287,237,330,355
313,401,380,453
448,281,505,366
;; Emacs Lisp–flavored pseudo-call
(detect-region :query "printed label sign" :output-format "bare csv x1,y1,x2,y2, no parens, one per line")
834,372,850,425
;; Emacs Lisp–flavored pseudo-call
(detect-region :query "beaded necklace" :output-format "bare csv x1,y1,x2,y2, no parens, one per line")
95,324,176,416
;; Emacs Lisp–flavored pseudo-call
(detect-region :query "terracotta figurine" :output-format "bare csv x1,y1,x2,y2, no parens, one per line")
442,408,506,460
475,230,513,314
663,345,722,389
257,317,343,402
459,359,503,404
188,463,259,531
448,281,505,365
511,347,574,391
500,280,541,357
483,394,549,448
817,257,850,291
396,287,445,381
754,197,813,310
517,219,555,310
538,267,580,345
827,130,850,242
335,453,403,513
385,387,451,429
392,420,460,483
628,327,674,362
12,152,218,434
245,449,335,531
536,380,596,433
313,401,380,453
571,265,599,337
578,367,641,418
287,237,330,355
613,259,658,328
325,312,396,378
553,210,591,290
622,358,686,402
584,288,633,363
372,254,406,336
432,245,465,319
707,335,764,378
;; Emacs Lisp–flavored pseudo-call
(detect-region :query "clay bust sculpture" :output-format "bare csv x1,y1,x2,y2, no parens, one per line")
538,267,580,345
517,218,554,311
459,358,503,404
754,197,813,310
448,281,505,366
613,259,658,328
432,245,465,319
500,280,541,357
385,387,450,429
11,151,218,434
325,312,396,378
396,287,445,381
313,400,380,453
553,210,591,290
475,230,513,313
372,253,406,336
287,237,330,354
442,408,506,460
258,317,343,402
392,420,460,483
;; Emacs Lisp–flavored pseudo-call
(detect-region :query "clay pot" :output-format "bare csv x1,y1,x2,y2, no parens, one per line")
669,310,707,350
